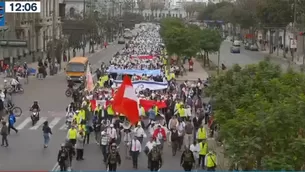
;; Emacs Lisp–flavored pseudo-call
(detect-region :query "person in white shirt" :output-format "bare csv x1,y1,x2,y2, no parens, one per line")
130,136,142,169
100,131,110,162
133,122,147,144
0,90,5,102
107,124,117,144
10,77,20,91
190,140,200,167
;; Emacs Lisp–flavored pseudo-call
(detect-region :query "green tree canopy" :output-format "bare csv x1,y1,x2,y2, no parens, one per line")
206,61,305,170
256,0,293,27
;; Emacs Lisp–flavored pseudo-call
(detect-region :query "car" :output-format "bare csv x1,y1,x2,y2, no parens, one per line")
118,38,125,44
244,42,250,50
230,46,240,53
250,44,258,51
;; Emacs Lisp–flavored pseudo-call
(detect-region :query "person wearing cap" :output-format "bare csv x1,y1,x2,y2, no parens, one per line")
205,150,217,171
198,139,208,169
106,143,121,172
107,123,117,144
130,135,142,169
148,143,162,171
134,122,147,144
57,143,69,171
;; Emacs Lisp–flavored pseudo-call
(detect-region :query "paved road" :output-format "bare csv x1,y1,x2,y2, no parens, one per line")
72,136,185,171
0,43,124,171
210,41,301,71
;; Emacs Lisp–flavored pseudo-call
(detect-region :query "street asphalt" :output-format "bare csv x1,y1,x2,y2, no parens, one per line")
0,43,124,171
210,41,301,71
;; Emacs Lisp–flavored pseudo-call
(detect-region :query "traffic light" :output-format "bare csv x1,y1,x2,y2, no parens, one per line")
299,32,305,36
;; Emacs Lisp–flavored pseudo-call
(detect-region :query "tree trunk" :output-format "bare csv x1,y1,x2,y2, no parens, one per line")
269,29,273,54
207,52,210,67
283,29,287,58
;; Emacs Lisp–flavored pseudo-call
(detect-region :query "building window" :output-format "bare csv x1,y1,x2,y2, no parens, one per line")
180,14,182,18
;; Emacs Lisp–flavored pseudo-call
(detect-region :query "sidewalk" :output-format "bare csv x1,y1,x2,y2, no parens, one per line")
176,58,209,81
0,43,99,88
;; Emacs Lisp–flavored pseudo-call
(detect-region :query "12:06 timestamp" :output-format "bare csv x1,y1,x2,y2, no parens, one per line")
5,1,41,13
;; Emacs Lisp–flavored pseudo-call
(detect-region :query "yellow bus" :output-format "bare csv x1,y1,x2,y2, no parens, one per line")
65,56,88,82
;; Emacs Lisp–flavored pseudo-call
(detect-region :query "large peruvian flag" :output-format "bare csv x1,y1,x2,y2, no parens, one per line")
112,76,139,124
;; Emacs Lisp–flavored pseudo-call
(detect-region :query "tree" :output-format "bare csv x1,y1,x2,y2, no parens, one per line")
205,61,305,170
197,3,217,21
160,18,199,63
123,0,136,12
198,28,222,66
256,0,293,27
137,0,146,15
122,12,144,28
183,2,198,18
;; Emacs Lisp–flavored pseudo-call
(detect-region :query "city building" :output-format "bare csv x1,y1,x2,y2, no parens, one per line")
0,0,62,64
134,8,187,20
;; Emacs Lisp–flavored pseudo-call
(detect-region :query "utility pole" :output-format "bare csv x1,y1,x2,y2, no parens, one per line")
292,0,297,61
50,0,57,75
82,0,86,56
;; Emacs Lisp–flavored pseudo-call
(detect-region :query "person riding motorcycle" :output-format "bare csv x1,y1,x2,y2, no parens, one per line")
10,77,20,91
30,101,40,118
67,80,75,89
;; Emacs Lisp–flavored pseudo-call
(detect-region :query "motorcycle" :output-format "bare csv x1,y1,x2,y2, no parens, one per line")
30,109,40,126
65,88,73,97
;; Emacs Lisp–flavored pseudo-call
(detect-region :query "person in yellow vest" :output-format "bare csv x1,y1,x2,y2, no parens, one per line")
95,104,102,119
67,125,78,146
205,150,217,171
79,107,86,123
178,104,186,121
153,105,158,116
139,105,146,117
196,125,207,142
198,139,208,169
73,110,81,125
107,104,115,120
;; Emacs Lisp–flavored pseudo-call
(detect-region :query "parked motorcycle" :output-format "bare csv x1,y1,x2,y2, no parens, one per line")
30,109,40,126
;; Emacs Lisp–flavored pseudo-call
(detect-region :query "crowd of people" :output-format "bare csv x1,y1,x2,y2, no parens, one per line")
57,23,217,172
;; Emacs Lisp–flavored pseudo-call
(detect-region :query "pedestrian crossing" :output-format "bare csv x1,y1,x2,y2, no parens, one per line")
12,112,68,131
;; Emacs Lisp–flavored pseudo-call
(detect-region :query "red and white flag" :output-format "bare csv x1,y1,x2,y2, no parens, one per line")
112,76,139,124
86,66,94,92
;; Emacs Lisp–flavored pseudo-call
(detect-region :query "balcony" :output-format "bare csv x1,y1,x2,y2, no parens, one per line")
15,20,29,30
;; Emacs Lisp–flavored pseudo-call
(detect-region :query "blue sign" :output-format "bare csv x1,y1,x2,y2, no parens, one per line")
0,2,5,27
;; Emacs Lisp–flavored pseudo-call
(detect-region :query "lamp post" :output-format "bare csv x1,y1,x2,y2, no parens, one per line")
50,0,57,75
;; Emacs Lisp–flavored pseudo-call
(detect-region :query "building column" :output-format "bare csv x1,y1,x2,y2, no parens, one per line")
37,28,43,51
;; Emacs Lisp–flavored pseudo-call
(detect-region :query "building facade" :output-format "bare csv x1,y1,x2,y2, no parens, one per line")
134,8,187,20
0,0,62,63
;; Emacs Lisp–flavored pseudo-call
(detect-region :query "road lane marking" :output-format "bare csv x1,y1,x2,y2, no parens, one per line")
51,163,59,171
29,117,47,130
59,123,67,130
16,117,32,130
48,117,61,129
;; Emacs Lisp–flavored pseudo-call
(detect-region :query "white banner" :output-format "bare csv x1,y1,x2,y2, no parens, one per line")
114,80,168,91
